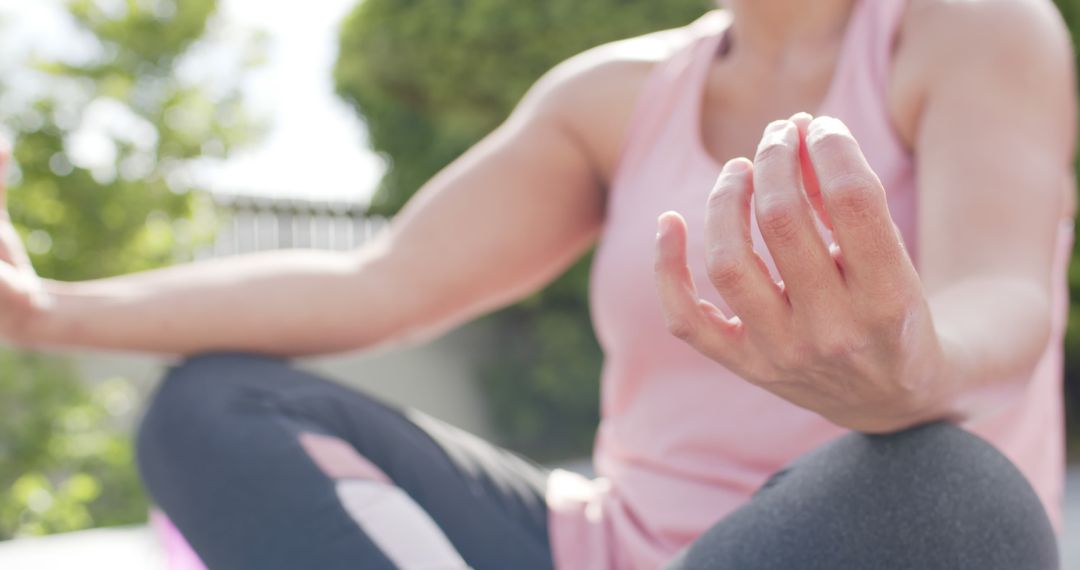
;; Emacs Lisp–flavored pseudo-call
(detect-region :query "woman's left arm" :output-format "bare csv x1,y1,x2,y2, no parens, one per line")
907,0,1075,417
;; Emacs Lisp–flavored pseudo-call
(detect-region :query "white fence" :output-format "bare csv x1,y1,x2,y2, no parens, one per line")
198,194,390,258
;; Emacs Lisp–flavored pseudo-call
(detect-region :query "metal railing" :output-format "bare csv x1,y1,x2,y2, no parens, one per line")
198,194,388,259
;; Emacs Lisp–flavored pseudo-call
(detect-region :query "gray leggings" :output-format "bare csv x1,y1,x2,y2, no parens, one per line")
665,419,1059,569
137,353,1059,570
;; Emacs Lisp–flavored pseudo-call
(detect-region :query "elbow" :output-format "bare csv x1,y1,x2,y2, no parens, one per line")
1012,288,1055,381
936,280,1056,421
336,246,454,351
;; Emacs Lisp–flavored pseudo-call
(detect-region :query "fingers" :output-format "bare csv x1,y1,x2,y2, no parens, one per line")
804,117,914,292
703,157,788,331
751,120,842,311
654,211,741,356
789,112,831,229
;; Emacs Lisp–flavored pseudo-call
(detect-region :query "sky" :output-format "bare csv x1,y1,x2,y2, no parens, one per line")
0,0,384,204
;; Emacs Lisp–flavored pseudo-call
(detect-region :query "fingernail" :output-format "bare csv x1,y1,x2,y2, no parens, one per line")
789,113,813,137
808,116,851,137
722,157,751,174
657,212,673,237
757,120,796,153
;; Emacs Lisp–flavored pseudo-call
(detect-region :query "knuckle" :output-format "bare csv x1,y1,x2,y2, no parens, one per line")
756,200,800,242
706,184,736,211
754,138,792,164
706,249,747,290
666,318,696,341
862,293,914,332
873,301,912,331
822,174,880,219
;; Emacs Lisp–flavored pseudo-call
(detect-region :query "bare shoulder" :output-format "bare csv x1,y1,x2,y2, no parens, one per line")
535,25,699,105
891,0,1074,145
902,0,1071,64
521,23,709,183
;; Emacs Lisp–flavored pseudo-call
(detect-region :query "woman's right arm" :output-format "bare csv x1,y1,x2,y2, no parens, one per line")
9,49,647,357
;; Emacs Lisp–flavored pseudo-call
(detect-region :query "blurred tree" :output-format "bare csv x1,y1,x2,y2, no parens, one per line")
335,0,710,458
4,0,258,280
0,0,259,538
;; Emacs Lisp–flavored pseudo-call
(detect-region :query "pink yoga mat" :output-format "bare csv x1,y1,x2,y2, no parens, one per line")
150,510,208,570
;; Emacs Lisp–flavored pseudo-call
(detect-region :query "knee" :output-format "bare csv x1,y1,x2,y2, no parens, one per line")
835,422,1058,567
136,352,286,473
855,422,1032,501
853,422,1048,513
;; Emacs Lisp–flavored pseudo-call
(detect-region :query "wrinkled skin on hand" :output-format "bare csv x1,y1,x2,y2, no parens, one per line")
654,114,950,433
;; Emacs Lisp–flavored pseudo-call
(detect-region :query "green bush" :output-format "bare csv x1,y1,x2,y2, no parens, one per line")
0,0,257,538
0,355,145,538
335,0,710,216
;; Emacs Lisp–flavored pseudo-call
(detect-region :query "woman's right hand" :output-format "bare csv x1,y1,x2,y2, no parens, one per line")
0,142,49,344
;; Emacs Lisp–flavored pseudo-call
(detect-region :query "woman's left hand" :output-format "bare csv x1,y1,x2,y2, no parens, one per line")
654,115,952,433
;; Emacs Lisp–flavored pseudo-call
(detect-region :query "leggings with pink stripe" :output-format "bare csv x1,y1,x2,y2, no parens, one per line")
137,353,1059,570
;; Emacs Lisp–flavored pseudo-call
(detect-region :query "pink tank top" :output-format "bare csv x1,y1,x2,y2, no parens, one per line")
546,3,1072,569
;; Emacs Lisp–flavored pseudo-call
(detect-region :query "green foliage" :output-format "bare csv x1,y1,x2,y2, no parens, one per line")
4,1,253,281
479,258,604,459
0,355,145,539
336,0,710,457
0,0,257,537
335,0,711,216
1055,0,1080,451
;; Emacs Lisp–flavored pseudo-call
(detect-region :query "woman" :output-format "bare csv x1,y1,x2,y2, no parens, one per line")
1,0,1073,568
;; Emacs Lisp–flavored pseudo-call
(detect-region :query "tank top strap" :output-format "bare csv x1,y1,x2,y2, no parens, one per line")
828,0,910,108
869,0,912,86
820,0,917,257
610,11,731,189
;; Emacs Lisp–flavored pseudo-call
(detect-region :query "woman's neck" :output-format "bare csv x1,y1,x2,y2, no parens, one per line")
722,0,858,63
